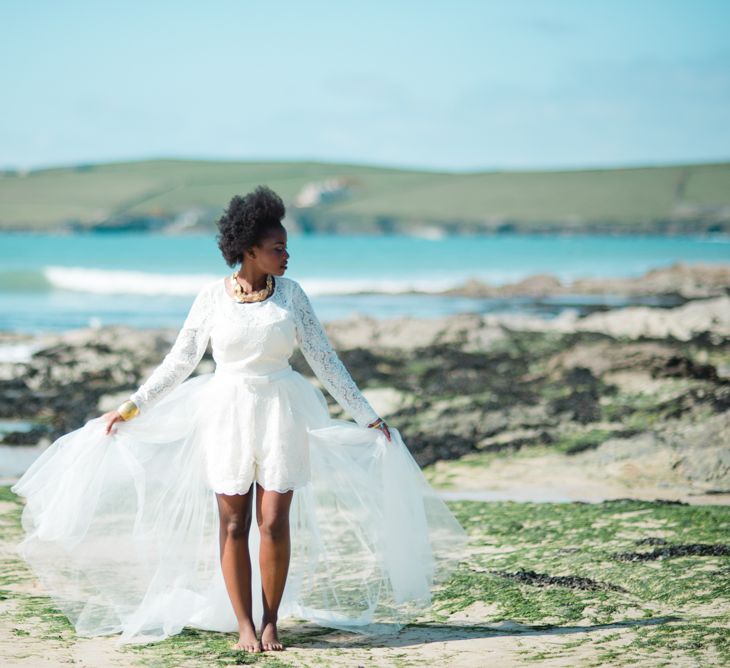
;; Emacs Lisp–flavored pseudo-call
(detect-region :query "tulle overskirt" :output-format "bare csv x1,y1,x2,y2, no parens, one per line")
11,371,468,644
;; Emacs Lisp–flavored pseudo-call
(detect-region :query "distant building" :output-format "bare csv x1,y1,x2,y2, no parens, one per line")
294,178,352,208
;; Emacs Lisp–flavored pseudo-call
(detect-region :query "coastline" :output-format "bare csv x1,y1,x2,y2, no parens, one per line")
1,260,729,505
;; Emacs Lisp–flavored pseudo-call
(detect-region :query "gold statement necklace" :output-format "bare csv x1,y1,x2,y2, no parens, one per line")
230,270,273,303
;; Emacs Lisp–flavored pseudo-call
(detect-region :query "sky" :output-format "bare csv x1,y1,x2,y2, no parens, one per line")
1,0,728,172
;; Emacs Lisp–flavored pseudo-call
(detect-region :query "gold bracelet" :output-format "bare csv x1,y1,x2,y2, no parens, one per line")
118,399,140,421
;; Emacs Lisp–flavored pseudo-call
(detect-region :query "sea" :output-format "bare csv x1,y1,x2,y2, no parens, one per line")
0,231,728,344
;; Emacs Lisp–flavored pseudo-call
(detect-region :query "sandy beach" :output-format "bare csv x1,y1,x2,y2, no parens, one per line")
2,488,727,667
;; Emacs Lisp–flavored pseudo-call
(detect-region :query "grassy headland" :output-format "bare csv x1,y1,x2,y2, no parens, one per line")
1,159,729,235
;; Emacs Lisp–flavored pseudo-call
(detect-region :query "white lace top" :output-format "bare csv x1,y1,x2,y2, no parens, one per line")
129,276,379,428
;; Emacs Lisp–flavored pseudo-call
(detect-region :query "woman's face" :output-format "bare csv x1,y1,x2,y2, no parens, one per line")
246,226,289,276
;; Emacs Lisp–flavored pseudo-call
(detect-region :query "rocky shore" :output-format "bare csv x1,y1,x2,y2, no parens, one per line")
2,262,729,502
438,261,730,300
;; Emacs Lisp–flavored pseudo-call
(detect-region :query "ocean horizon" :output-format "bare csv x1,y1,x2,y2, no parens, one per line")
1,231,728,337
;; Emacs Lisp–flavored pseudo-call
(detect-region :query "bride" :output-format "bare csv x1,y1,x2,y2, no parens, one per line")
11,186,468,652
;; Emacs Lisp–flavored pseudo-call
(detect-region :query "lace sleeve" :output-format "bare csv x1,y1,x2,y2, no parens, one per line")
129,283,215,413
290,280,379,428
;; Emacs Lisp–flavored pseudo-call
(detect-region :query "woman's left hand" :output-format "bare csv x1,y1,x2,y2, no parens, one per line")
367,417,391,442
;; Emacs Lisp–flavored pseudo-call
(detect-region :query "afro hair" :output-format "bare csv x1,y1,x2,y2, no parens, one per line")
216,186,286,267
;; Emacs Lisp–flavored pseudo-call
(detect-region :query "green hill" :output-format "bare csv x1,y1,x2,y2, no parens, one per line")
1,158,729,234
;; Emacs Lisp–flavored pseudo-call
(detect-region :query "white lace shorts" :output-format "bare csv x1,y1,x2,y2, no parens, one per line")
197,367,330,495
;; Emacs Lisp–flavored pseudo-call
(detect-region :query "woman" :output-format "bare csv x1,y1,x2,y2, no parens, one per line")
12,186,467,652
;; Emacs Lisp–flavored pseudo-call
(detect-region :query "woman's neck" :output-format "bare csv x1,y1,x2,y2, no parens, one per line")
236,265,268,292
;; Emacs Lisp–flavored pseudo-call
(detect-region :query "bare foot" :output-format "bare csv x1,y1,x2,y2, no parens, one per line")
260,618,285,651
232,622,261,652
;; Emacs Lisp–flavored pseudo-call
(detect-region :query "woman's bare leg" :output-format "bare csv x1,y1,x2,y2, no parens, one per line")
255,482,294,651
216,486,261,652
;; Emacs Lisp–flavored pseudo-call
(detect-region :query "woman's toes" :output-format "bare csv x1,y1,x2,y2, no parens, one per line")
260,621,285,650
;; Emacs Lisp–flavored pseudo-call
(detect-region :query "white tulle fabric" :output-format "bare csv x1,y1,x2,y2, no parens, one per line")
11,276,468,644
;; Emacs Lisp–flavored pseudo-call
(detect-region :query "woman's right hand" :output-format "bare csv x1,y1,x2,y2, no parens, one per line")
102,410,125,436
367,417,392,442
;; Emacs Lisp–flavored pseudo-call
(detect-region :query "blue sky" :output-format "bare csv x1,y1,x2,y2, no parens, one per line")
1,0,728,171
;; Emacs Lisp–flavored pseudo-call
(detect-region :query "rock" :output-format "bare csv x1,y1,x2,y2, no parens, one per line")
671,412,730,486
439,261,730,300
572,296,730,341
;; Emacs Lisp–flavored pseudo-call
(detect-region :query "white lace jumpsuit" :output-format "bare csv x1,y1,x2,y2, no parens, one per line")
128,276,379,495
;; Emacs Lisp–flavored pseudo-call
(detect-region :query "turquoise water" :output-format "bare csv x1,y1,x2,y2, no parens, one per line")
0,231,728,334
